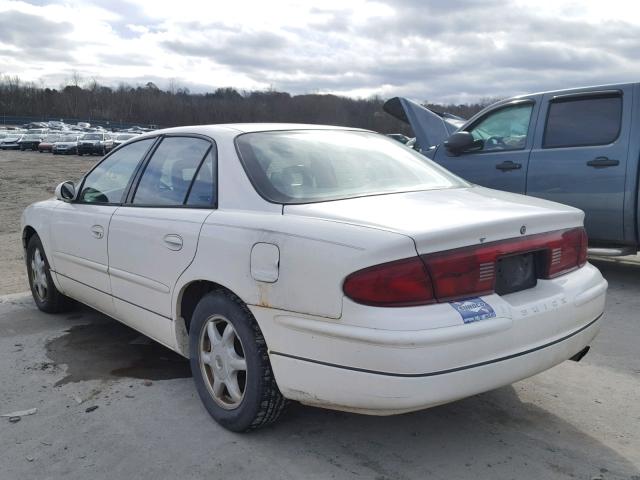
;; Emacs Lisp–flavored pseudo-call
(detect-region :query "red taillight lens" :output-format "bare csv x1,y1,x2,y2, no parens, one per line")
343,228,588,307
543,227,588,278
343,257,435,307
422,247,497,302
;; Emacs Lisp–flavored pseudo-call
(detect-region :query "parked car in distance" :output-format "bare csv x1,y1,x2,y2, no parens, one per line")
77,132,114,156
52,135,80,155
38,134,62,153
24,122,48,130
112,133,139,147
386,82,640,255
22,124,607,432
19,133,44,151
0,134,24,150
47,121,66,130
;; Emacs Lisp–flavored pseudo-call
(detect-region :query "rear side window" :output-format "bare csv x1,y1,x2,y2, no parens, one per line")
543,94,622,148
186,152,216,206
133,137,211,206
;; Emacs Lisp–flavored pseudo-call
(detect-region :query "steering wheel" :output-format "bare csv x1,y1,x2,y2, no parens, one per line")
484,136,506,149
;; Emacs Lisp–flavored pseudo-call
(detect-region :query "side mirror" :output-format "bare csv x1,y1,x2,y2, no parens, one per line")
443,131,478,155
55,181,76,202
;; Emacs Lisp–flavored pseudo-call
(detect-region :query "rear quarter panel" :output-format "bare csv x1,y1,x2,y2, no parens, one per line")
174,210,418,319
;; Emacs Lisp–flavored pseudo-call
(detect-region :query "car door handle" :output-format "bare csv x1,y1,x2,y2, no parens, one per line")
586,156,619,168
90,225,104,239
163,234,183,251
496,161,522,171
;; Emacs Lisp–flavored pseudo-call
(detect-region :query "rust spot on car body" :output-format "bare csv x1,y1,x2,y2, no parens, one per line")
256,283,272,308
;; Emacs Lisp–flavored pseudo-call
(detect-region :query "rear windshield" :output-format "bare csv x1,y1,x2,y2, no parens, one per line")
235,130,466,204
83,134,102,140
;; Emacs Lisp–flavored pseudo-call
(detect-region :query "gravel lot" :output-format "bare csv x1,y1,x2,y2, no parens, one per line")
0,149,98,294
0,149,638,479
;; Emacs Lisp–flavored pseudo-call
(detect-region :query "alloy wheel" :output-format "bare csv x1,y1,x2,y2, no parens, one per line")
199,315,248,409
30,247,48,302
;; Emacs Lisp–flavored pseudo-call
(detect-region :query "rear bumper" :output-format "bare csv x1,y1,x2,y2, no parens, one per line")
252,263,606,414
269,316,600,414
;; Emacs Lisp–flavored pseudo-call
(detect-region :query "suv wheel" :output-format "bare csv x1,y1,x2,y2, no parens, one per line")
189,291,287,432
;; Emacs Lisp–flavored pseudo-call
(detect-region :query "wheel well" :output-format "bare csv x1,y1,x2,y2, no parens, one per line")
22,226,37,250
175,280,241,357
178,280,238,333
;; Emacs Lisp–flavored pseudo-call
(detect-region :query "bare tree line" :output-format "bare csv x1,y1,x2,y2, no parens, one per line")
0,74,494,133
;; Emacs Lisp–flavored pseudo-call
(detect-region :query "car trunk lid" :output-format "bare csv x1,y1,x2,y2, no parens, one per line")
284,186,583,255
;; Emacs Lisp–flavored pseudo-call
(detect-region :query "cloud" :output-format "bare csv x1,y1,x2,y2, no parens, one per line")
1,0,640,103
0,10,75,61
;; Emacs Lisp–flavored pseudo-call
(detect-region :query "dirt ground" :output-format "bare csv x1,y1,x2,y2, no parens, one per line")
0,149,98,295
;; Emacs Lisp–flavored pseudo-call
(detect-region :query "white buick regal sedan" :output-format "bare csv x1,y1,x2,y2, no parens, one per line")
21,124,607,431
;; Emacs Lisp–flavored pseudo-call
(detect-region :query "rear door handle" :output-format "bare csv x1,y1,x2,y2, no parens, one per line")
163,234,183,251
496,161,522,171
586,156,619,168
90,225,104,239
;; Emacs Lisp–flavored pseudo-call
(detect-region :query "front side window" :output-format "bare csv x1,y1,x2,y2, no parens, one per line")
133,137,211,206
79,138,154,204
543,94,622,148
468,103,533,152
236,130,467,204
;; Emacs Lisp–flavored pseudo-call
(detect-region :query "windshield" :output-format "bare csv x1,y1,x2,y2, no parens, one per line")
24,134,41,140
44,134,60,142
59,136,78,142
83,134,101,140
236,130,467,204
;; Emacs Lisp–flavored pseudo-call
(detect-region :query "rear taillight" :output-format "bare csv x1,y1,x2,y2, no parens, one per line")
343,257,435,307
543,227,588,278
343,227,588,307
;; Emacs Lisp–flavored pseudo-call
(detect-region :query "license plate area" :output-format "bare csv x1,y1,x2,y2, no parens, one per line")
495,252,537,295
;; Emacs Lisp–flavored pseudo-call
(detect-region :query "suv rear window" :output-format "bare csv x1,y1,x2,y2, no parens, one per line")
543,94,622,148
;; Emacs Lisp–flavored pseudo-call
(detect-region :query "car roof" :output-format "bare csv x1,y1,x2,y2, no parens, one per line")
144,123,370,138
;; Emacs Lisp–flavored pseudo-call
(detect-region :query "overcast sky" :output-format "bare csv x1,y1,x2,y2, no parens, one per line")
1,0,639,103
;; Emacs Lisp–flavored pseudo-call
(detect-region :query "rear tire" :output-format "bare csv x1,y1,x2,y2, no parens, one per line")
26,235,73,313
189,290,287,432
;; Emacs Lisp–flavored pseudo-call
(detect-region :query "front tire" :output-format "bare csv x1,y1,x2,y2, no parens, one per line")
26,235,73,313
189,291,286,432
